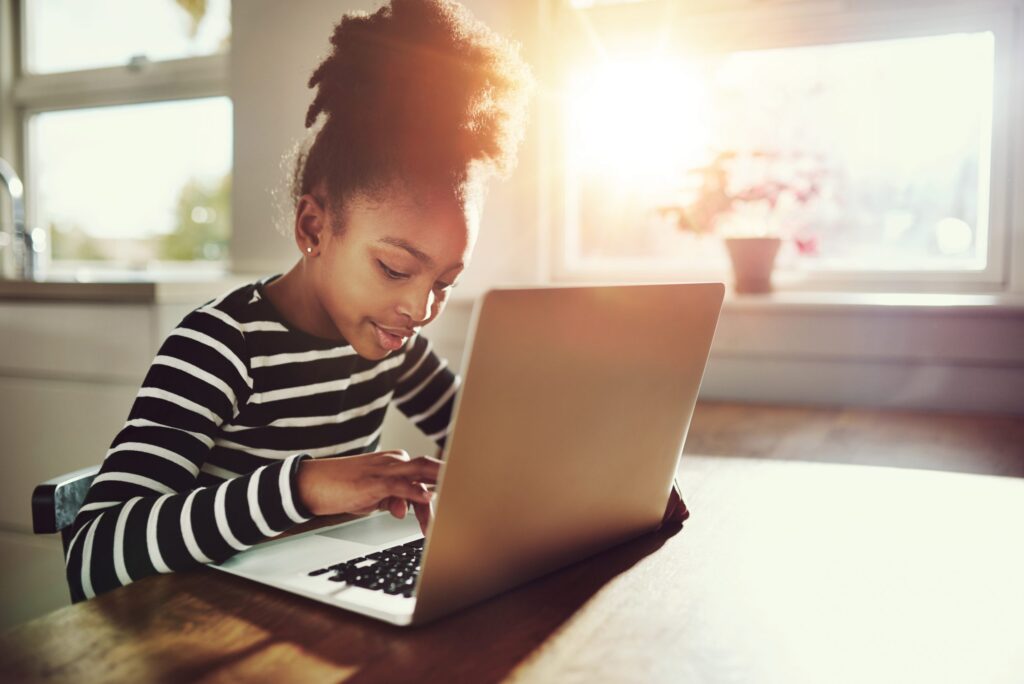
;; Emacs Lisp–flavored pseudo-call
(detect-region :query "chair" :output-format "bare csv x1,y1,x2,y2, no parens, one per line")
31,466,100,555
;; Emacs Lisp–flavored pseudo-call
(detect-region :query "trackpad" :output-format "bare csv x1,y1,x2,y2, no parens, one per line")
317,512,421,546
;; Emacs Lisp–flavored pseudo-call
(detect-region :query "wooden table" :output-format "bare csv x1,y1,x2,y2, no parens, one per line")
3,455,1023,683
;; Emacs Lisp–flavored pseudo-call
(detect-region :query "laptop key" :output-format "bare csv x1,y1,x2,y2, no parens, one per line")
309,540,425,596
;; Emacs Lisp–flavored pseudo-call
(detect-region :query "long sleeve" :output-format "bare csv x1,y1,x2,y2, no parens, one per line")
392,334,459,449
65,305,313,602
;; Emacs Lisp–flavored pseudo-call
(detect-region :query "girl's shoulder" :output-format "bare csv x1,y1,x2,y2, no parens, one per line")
170,275,284,351
182,274,354,355
186,276,273,330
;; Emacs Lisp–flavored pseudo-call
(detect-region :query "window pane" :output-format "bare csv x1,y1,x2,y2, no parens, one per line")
25,0,231,74
30,97,232,268
565,32,994,273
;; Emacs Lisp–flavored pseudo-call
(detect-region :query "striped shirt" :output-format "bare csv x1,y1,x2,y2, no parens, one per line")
65,274,458,602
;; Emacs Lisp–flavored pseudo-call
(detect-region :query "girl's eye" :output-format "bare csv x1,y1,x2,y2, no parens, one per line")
378,260,408,280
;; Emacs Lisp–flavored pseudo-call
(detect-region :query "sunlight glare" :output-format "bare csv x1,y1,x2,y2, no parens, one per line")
567,56,709,185
934,217,973,255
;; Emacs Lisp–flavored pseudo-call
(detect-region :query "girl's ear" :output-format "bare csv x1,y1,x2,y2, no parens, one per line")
294,193,329,255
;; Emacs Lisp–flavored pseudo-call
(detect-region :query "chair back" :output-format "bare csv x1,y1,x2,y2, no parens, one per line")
32,466,100,554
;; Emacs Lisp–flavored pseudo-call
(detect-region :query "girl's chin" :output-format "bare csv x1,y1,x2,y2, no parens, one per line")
349,339,392,361
361,348,393,361
351,330,397,361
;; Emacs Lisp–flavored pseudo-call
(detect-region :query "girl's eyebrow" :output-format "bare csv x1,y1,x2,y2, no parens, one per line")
377,237,464,270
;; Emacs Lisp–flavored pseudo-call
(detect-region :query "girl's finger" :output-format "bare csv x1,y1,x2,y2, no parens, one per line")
384,456,442,483
413,500,431,535
373,449,411,464
380,476,435,503
388,496,407,519
412,483,432,534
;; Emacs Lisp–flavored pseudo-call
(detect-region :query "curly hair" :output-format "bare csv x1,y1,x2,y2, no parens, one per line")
291,0,533,218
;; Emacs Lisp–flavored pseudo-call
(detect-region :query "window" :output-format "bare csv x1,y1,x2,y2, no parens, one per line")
31,99,232,266
2,0,232,279
553,0,1016,292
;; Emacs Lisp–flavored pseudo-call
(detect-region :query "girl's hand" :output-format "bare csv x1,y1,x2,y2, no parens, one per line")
662,479,690,527
363,488,434,535
296,450,439,533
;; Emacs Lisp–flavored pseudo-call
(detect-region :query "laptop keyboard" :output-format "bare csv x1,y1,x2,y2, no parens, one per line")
307,538,424,598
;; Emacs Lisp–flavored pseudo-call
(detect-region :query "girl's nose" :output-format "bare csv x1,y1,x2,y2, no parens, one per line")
399,284,435,324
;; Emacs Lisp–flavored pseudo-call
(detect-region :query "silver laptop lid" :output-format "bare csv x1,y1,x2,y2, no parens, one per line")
413,283,724,623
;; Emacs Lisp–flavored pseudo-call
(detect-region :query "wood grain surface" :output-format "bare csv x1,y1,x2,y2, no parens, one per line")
3,454,1022,684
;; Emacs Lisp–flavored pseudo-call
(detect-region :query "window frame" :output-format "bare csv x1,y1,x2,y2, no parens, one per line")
547,0,1021,294
0,0,229,274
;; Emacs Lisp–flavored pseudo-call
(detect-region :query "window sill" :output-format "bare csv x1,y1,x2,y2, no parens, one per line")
722,289,1024,317
6,270,1023,316
447,284,1024,316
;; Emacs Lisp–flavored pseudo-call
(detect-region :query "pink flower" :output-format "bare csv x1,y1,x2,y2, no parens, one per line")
794,236,819,256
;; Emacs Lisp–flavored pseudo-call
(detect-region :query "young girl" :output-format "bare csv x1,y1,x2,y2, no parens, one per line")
66,0,686,603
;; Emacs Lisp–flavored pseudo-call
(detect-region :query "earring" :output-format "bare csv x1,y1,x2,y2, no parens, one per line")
306,246,313,254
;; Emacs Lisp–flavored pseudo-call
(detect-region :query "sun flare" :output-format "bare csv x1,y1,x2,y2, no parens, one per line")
566,55,710,184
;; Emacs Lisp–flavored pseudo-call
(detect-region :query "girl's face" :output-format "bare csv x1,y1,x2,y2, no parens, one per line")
309,186,477,360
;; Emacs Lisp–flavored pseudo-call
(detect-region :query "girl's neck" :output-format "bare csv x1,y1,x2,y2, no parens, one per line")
263,263,344,341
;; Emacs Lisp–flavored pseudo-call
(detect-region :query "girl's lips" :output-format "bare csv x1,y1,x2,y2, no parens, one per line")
372,323,407,351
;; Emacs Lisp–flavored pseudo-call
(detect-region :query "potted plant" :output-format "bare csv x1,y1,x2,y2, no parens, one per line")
658,150,823,293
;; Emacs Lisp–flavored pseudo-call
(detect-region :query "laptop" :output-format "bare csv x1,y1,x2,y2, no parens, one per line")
212,283,725,625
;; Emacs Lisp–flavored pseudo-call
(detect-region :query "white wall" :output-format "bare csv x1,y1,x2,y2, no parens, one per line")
703,297,1024,413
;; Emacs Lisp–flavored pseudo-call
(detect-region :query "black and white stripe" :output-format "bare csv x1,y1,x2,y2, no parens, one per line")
66,274,458,601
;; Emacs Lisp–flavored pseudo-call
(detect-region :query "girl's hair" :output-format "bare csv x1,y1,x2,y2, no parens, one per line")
291,0,533,220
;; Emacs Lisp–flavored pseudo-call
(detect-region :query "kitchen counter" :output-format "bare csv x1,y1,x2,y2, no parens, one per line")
0,274,256,304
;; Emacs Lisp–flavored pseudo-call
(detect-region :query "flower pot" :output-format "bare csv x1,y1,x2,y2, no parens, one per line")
723,237,781,294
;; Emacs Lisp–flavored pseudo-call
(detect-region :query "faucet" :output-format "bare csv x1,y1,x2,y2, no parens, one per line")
0,156,41,280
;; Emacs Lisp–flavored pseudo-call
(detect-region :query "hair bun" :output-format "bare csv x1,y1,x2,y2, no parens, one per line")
294,0,533,208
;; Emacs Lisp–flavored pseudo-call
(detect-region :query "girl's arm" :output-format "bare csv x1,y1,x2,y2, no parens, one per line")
64,307,310,602
391,335,459,450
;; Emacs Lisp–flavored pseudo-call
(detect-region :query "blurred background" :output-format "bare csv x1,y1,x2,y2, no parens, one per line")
0,0,1021,630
